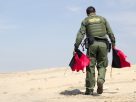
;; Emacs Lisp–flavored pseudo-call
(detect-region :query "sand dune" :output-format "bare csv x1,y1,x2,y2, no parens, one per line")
0,65,136,102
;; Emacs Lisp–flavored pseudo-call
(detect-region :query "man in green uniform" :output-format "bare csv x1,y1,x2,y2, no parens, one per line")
74,6,116,95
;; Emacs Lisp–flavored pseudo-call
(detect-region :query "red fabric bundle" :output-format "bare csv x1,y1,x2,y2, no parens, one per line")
69,49,90,72
112,48,131,68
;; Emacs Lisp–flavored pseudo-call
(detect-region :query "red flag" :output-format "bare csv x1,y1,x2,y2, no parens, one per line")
69,49,90,72
112,48,131,68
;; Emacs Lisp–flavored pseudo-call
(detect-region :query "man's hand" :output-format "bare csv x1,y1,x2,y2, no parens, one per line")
112,43,115,49
112,44,115,49
73,50,76,56
73,43,78,56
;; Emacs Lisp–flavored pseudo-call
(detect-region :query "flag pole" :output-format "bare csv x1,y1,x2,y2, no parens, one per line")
110,66,113,78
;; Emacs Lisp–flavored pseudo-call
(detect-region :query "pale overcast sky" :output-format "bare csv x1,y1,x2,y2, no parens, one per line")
0,0,135,72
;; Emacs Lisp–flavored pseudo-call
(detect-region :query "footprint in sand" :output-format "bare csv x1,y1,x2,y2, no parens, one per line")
115,88,120,91
132,79,136,81
3,92,8,94
30,88,42,91
30,88,35,91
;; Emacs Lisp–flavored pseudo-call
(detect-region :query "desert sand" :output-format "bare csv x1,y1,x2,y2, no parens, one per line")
0,65,136,102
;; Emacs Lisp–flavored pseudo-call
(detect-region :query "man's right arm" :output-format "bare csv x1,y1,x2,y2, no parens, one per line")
74,20,86,49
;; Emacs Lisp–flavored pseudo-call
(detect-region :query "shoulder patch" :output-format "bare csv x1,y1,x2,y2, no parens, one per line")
88,18,100,23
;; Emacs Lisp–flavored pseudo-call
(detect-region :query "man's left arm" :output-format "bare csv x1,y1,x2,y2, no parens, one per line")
104,18,116,48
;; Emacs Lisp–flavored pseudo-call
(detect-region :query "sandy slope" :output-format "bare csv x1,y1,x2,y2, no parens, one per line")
0,65,136,102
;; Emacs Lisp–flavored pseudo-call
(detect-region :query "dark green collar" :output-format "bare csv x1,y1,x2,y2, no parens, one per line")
88,13,96,16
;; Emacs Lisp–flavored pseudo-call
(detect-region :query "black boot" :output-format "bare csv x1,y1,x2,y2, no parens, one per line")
97,82,103,94
85,88,93,95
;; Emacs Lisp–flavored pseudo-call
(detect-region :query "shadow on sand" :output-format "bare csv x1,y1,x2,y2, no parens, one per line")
60,89,118,96
60,89,84,96
60,89,100,96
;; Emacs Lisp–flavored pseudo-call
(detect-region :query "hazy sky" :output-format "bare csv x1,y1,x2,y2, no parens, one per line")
0,0,136,72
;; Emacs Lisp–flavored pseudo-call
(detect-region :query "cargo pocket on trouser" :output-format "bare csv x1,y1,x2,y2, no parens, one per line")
86,66,96,89
97,56,107,84
104,56,108,68
97,68,106,84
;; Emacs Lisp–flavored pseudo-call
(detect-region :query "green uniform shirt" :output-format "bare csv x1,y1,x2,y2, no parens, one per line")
75,13,115,48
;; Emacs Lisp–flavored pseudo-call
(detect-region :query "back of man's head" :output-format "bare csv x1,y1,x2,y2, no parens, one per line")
86,6,96,15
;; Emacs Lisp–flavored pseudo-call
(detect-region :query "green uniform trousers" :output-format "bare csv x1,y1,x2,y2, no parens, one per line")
86,41,108,90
